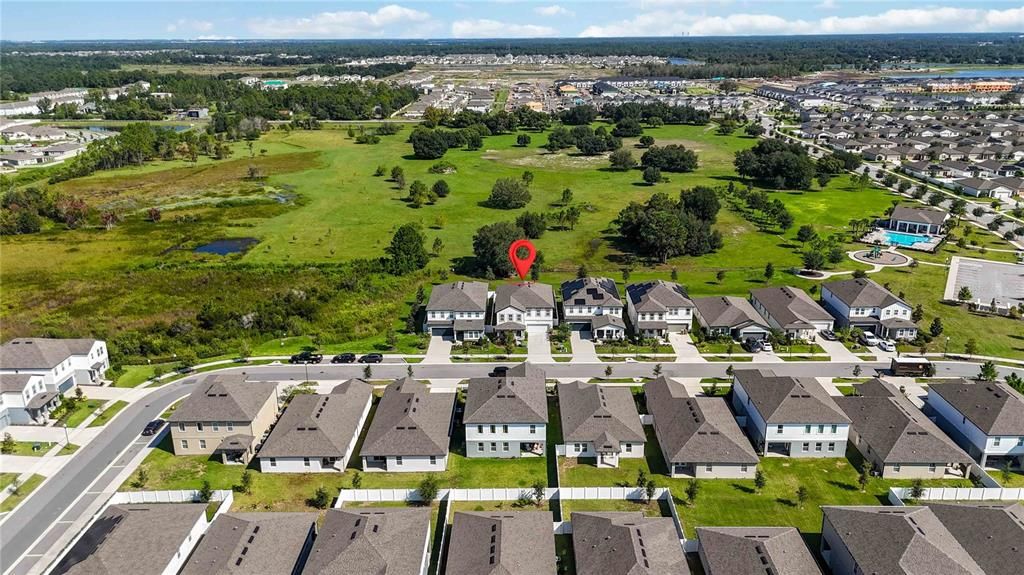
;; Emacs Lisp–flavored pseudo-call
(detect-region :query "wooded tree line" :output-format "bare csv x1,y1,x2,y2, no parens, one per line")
616,187,723,262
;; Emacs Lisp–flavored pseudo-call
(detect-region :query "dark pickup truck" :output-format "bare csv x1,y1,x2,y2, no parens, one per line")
289,351,323,364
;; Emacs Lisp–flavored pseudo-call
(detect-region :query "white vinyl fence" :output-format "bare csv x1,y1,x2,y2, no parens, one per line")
888,486,1024,505
337,486,667,505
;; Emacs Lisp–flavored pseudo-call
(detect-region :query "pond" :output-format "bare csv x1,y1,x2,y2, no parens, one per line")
193,238,259,255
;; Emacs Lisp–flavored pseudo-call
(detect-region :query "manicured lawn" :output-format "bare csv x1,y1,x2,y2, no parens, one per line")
2,441,57,456
835,385,858,396
57,399,105,428
89,400,129,427
561,498,667,517
0,473,18,491
57,443,80,456
994,469,1024,487
114,364,174,388
1,474,45,513
594,343,674,354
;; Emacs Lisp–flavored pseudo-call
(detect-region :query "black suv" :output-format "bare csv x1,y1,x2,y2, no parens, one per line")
332,353,356,364
142,419,164,436
489,366,509,377
289,351,323,364
359,353,383,364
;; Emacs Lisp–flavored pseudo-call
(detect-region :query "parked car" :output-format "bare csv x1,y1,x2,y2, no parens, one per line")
359,353,383,364
489,366,509,377
877,340,896,352
289,351,323,364
760,341,774,353
859,331,880,347
331,353,356,364
142,419,165,436
743,338,763,353
819,329,837,341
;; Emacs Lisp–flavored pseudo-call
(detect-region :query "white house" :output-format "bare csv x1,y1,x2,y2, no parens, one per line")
749,286,834,341
423,281,489,341
731,370,850,457
953,177,1014,200
625,280,694,339
0,373,59,429
464,363,547,458
557,381,645,468
257,379,373,473
927,381,1024,470
359,377,455,473
0,338,109,420
888,205,949,235
560,278,625,340
491,282,557,341
820,278,917,340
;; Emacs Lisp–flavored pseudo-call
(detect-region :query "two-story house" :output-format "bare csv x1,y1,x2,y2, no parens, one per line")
491,282,557,341
360,377,455,472
464,363,547,458
169,374,279,464
446,512,556,575
558,381,645,468
625,280,695,339
257,379,373,473
0,374,59,428
0,338,109,394
731,370,850,457
749,286,834,341
571,512,688,575
560,278,626,341
927,381,1024,470
821,278,917,340
423,281,489,341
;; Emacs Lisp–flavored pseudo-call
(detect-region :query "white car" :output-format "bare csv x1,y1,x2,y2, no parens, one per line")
859,331,880,346
877,340,896,352
760,341,774,352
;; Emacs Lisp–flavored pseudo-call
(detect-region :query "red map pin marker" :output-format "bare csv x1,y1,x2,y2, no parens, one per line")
508,239,537,281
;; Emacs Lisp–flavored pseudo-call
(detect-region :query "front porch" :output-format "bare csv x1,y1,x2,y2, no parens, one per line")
213,434,254,465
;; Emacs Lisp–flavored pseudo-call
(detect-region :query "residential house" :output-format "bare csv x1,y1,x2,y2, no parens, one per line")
645,376,758,478
560,278,626,340
927,381,1024,469
302,508,431,575
820,506,988,575
731,370,850,457
423,281,488,341
993,176,1024,197
927,502,1024,575
625,280,695,339
888,205,949,235
257,379,373,473
953,177,1015,200
168,374,279,464
0,374,58,428
360,378,455,472
0,151,46,167
0,338,109,392
697,527,822,575
749,286,835,340
180,512,317,575
571,512,688,575
820,278,917,340
835,379,971,478
52,503,211,575
464,363,547,459
491,282,557,340
445,512,556,575
557,381,645,468
691,296,771,341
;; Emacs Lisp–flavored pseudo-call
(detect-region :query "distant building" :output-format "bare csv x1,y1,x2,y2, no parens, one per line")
888,205,949,235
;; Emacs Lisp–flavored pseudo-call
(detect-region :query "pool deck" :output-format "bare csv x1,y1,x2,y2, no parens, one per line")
860,227,943,253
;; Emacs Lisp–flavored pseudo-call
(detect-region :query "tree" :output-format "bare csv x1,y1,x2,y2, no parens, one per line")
612,118,643,138
957,286,973,302
641,145,699,173
363,364,373,379
911,304,924,323
390,165,404,182
238,470,253,495
744,123,765,137
560,188,573,206
605,365,614,377
636,469,648,489
386,223,429,275
473,222,523,277
909,478,925,500
532,480,546,507
978,360,999,381
1,432,16,454
685,479,700,505
576,263,588,278
754,469,767,493
374,165,387,177
638,135,655,148
645,479,657,503
516,212,546,239
351,470,363,489
516,134,531,147
310,486,331,509
965,338,978,358
487,177,532,209
763,262,775,282
176,349,198,372
929,317,944,337
734,138,815,189
852,364,862,377
716,270,726,283
1001,460,1013,485
407,179,430,207
410,128,450,159
802,250,826,270
609,148,637,171
642,166,662,185
795,486,809,509
1006,372,1024,393
858,462,871,492
418,474,440,505
432,179,450,198
198,479,213,502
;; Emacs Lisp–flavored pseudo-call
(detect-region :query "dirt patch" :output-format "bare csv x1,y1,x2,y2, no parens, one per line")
482,149,610,170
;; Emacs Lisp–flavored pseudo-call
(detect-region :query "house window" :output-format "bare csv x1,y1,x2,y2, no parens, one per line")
181,440,188,449
815,442,822,452
740,464,748,472
396,456,403,466
828,442,835,452
574,443,582,452
430,456,437,465
929,463,937,472
197,423,204,432
818,425,825,434
227,423,234,432
269,458,276,467
490,425,496,434
478,425,484,434
893,463,902,472
705,464,713,472
477,443,485,452
530,425,536,434
831,425,837,434
199,440,206,449
625,443,632,453
994,437,1002,446
777,425,784,434
304,457,310,467
491,443,497,452
804,425,811,434
1018,437,1024,447
502,442,509,452
802,443,809,452
212,423,220,432
502,425,508,434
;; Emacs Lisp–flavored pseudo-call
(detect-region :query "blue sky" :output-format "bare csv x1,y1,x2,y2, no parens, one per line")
3,1,1024,41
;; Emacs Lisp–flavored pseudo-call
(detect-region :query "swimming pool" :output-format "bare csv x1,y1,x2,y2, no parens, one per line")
881,230,930,247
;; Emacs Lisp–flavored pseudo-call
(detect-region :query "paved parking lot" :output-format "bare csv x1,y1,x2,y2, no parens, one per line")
944,256,1024,308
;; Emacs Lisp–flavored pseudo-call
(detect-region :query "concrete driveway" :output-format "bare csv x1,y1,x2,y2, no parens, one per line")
569,331,600,363
817,338,860,362
669,333,705,363
527,326,553,363
423,336,452,364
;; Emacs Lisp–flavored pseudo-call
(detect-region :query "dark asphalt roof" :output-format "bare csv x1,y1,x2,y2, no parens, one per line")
697,527,822,575
493,282,556,311
180,512,317,575
625,280,694,313
464,363,548,425
0,373,35,393
929,381,1024,435
927,503,1024,575
571,512,688,575
557,381,645,448
1,338,98,369
445,511,556,575
302,508,431,575
168,375,277,423
749,286,834,329
890,205,949,226
359,378,455,457
425,281,488,312
258,379,373,459
733,370,849,424
692,296,769,331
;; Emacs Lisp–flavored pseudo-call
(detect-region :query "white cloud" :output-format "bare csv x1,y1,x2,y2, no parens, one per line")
166,19,214,34
247,5,435,38
535,5,574,17
580,6,1024,37
451,19,557,38
196,35,236,41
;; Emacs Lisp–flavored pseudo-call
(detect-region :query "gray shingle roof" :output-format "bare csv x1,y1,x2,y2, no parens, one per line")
557,381,645,447
835,379,971,466
626,281,694,313
464,363,548,425
168,375,277,424
927,503,1024,575
645,377,759,465
359,378,455,457
571,512,688,575
180,512,317,575
1,338,97,369
890,205,949,226
257,379,373,459
692,296,769,331
0,373,35,393
821,506,985,575
749,286,834,330
928,381,1024,435
560,278,622,307
494,282,555,311
445,511,557,575
697,527,822,575
425,281,488,312
52,503,208,575
302,508,431,575
823,278,905,309
733,370,849,424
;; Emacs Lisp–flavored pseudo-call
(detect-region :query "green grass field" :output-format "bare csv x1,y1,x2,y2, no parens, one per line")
89,400,129,427
57,399,106,428
0,474,45,513
2,441,57,456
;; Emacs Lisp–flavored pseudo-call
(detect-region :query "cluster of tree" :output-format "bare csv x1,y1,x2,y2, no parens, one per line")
601,102,710,125
734,138,816,189
472,221,525,277
558,105,599,126
293,62,415,78
726,183,795,232
408,126,477,159
544,125,621,155
794,225,848,270
486,173,533,209
640,145,699,172
616,187,723,262
406,179,450,208
0,187,68,235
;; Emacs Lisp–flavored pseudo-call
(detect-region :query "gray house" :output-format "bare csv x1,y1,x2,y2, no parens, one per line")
697,527,822,575
360,378,455,473
691,296,771,341
492,282,557,339
180,512,317,575
927,381,1024,469
748,286,834,341
423,281,488,341
888,205,949,235
464,363,548,458
560,278,626,340
446,511,556,575
571,512,688,575
302,508,431,575
625,280,695,338
557,381,645,468
645,376,759,478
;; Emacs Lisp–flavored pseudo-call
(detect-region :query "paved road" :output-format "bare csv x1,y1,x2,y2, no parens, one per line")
0,381,193,575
